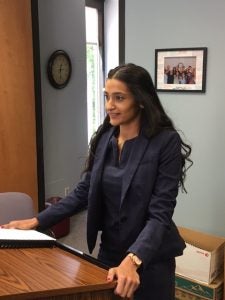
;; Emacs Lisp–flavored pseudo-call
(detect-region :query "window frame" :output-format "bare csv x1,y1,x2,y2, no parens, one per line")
85,0,125,70
119,0,125,64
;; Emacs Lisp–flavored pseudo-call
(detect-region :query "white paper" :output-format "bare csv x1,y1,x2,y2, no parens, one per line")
0,229,56,241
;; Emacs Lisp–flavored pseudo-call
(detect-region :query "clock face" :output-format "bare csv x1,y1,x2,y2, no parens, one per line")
47,50,72,89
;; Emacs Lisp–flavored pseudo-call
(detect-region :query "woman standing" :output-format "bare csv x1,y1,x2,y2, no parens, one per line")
2,63,192,299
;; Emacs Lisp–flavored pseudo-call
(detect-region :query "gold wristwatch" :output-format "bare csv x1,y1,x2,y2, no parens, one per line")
128,253,142,268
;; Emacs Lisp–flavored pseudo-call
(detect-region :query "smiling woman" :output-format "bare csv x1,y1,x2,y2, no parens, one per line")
2,63,192,300
104,79,141,132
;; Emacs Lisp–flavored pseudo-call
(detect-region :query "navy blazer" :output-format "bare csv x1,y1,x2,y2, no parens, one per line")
38,127,185,268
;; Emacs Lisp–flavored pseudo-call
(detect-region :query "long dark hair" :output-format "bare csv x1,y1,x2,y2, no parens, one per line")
84,63,193,192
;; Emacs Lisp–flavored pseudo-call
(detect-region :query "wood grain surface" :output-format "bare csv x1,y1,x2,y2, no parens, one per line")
0,246,119,299
0,0,38,210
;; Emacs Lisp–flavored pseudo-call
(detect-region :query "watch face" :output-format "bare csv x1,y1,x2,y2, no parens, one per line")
47,50,72,89
133,255,142,266
128,253,142,267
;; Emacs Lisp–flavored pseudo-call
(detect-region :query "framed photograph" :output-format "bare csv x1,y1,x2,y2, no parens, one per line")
155,47,207,92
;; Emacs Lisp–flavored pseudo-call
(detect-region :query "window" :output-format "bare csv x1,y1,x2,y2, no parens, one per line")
85,0,125,142
85,1,104,142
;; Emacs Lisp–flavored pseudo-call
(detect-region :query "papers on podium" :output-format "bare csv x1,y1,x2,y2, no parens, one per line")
0,229,56,248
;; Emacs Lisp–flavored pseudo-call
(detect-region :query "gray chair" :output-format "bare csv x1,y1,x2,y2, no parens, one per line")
0,192,35,224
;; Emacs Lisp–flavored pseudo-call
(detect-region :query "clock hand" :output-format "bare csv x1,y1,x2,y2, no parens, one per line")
59,64,63,79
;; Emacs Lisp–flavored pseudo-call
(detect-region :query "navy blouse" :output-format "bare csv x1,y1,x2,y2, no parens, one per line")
101,135,138,253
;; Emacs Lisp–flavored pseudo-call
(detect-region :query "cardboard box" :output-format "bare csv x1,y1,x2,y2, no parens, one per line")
176,227,225,284
175,273,224,300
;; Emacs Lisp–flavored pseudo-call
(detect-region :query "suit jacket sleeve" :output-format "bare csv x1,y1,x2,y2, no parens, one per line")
37,172,91,229
127,131,184,268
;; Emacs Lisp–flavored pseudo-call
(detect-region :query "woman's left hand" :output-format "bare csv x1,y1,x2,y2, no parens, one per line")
107,255,140,299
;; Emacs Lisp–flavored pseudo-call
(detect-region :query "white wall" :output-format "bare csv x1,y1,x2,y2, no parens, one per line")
125,0,225,236
38,0,88,199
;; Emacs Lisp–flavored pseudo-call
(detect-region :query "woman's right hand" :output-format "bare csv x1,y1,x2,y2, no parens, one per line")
0,217,39,230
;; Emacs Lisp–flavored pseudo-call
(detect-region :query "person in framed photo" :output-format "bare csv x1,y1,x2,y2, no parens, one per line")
177,62,187,84
2,63,193,300
186,65,196,84
167,68,175,84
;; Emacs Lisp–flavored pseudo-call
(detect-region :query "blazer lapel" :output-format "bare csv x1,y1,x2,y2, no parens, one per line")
120,134,150,205
90,127,115,187
90,127,150,206
87,127,115,253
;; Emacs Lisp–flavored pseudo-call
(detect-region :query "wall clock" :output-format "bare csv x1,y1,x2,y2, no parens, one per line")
47,50,72,89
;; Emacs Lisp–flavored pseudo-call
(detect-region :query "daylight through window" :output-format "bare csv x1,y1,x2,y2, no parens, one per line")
85,7,104,143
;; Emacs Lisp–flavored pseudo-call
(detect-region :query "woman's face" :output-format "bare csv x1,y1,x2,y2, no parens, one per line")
178,63,184,73
104,79,140,127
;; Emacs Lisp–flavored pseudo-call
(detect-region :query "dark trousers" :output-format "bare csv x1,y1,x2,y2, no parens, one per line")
134,258,175,300
98,248,175,300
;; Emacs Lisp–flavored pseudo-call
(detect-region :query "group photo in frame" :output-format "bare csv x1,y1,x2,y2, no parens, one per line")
155,47,207,92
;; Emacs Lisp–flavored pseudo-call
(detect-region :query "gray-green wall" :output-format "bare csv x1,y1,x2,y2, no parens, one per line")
125,0,225,236
38,0,225,238
38,0,87,199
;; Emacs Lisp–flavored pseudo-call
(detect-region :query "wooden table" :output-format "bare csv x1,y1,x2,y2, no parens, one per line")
0,243,120,299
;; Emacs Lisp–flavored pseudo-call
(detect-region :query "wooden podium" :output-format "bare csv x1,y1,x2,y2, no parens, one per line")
0,243,120,299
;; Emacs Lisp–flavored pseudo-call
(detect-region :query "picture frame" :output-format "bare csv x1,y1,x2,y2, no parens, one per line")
155,47,207,93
